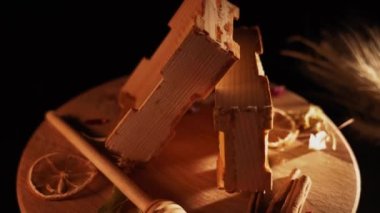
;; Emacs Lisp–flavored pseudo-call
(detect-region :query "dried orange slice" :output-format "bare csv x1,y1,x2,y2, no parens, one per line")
28,152,97,200
267,108,299,148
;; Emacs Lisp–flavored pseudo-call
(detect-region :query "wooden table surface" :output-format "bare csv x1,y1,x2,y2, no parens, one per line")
17,77,360,212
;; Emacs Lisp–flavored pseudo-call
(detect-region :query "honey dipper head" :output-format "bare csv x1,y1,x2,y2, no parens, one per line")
145,200,186,213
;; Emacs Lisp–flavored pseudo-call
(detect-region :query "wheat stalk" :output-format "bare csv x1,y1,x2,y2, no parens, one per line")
282,26,380,142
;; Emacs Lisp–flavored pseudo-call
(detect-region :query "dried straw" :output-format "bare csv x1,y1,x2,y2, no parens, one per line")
282,26,380,142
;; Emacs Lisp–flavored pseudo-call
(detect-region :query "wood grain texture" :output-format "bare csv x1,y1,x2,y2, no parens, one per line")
107,0,240,162
214,27,272,192
17,77,360,212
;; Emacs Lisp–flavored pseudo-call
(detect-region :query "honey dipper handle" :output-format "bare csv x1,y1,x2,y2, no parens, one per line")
45,111,154,211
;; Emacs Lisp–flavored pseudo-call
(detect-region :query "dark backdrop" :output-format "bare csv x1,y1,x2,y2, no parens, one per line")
3,1,379,212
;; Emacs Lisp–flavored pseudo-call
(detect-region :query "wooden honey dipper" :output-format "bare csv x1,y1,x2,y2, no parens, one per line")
46,111,186,213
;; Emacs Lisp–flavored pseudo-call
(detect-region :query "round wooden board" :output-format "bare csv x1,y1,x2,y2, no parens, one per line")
17,77,360,212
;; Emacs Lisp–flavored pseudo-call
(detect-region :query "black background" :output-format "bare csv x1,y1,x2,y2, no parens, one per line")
3,1,380,212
